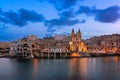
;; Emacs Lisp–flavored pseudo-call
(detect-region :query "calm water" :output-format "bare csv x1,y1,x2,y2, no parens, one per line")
0,57,120,80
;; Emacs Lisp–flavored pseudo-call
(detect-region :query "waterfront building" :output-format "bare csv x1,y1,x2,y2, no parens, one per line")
0,42,11,54
85,34,120,53
69,29,87,52
39,35,71,58
16,38,33,59
9,41,17,57
27,35,41,57
12,34,70,58
27,35,38,41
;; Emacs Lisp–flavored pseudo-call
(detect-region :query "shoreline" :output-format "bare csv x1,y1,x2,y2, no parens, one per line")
0,53,120,59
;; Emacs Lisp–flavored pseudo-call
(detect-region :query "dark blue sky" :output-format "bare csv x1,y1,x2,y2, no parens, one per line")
0,0,120,41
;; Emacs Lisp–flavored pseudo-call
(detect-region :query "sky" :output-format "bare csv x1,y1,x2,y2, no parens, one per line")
0,0,120,41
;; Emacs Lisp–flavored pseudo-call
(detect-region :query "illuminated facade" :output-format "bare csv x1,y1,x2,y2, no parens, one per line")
16,38,34,59
69,29,87,52
85,34,120,53
0,42,11,54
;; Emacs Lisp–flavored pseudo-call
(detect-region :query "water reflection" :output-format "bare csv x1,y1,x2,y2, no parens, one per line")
113,56,119,62
0,57,120,80
33,59,38,80
69,58,88,80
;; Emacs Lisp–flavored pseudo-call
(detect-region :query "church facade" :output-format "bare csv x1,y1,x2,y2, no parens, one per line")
69,28,87,52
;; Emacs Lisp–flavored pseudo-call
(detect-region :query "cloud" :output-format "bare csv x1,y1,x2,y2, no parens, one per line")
49,0,79,11
76,5,120,23
39,0,84,11
0,9,45,26
45,18,81,27
94,6,120,23
76,6,91,15
0,8,85,37
44,17,85,37
0,24,8,30
59,9,75,18
45,9,85,27
19,9,45,23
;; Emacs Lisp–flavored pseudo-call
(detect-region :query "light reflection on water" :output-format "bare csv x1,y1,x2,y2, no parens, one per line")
0,57,120,80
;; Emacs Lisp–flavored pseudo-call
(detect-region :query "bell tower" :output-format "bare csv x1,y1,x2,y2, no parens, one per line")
71,28,75,41
76,29,81,40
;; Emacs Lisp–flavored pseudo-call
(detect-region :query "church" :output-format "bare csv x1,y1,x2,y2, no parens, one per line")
69,28,87,52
